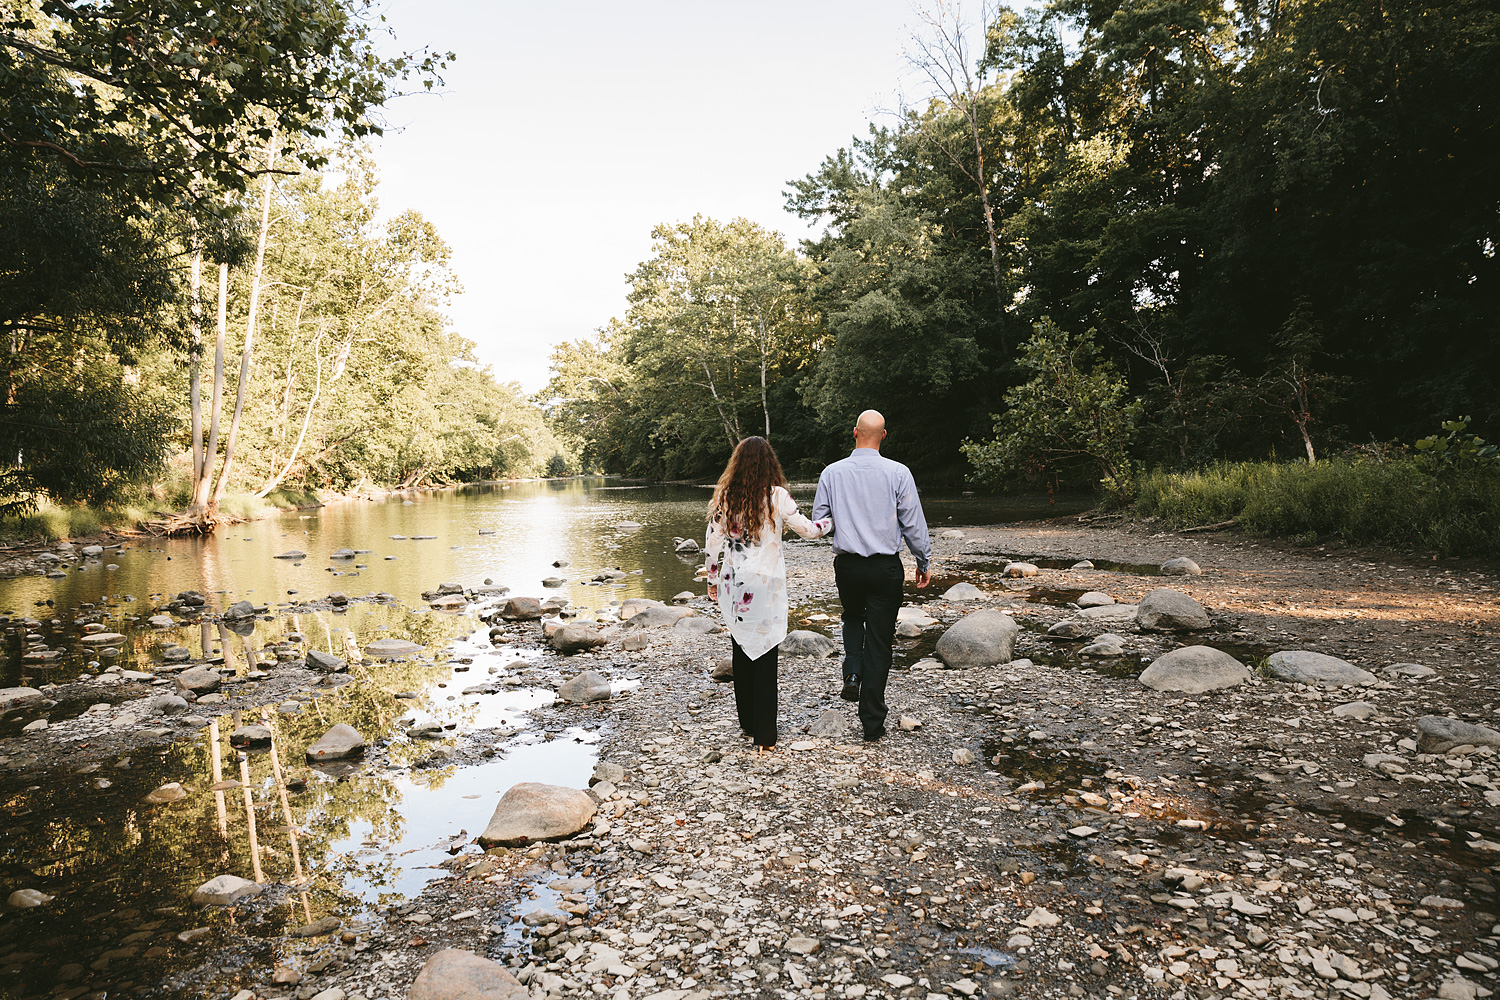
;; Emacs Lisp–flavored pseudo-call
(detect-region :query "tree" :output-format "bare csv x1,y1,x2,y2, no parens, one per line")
963,319,1140,486
0,0,450,201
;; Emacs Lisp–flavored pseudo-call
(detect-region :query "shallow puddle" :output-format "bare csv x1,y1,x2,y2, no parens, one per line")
957,556,1164,576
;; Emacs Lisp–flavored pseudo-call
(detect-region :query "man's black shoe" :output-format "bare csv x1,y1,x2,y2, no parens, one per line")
841,679,861,701
863,726,885,742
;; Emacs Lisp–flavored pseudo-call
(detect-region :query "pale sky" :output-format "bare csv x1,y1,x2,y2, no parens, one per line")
367,0,927,393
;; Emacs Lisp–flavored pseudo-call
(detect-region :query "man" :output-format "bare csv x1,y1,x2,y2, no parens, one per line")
812,409,931,741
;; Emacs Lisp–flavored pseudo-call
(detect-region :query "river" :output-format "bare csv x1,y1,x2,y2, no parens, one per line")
0,479,1088,999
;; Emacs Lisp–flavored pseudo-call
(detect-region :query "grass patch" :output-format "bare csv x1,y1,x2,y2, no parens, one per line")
0,500,149,544
1124,457,1500,558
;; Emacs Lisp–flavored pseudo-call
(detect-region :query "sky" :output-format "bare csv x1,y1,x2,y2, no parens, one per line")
366,0,927,393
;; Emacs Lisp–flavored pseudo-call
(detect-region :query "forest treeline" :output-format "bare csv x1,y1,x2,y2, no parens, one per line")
1,0,569,530
548,0,1498,490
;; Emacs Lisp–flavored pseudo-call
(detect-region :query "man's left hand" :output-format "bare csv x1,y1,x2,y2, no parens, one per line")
914,568,930,589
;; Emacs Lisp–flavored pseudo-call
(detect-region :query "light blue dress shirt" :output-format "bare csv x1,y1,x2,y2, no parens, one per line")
811,448,932,572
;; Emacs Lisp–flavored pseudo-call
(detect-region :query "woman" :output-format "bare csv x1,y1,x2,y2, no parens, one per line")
704,436,831,751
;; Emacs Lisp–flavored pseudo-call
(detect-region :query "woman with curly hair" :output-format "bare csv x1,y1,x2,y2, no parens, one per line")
704,436,831,751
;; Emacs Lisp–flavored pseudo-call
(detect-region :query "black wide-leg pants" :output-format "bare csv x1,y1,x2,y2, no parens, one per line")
834,552,904,734
732,637,779,748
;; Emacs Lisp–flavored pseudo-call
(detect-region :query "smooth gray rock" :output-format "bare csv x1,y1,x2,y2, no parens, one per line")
229,725,272,748
549,624,608,654
1002,562,1039,578
499,597,543,620
1047,619,1089,639
434,582,464,595
939,529,965,540
1266,650,1375,686
781,630,836,658
478,783,598,847
363,637,423,658
148,694,190,715
224,600,256,619
1417,716,1500,753
1071,560,1095,569
557,670,612,703
711,657,733,682
674,538,700,553
591,762,626,786
0,687,44,710
274,550,306,560
541,576,566,587
1136,588,1211,631
1080,634,1127,657
410,949,527,1000
7,889,52,908
935,610,1020,669
191,875,263,905
175,667,222,694
1079,604,1139,622
1160,557,1202,576
1383,662,1437,678
621,605,694,629
1077,591,1114,608
618,598,663,620
808,709,848,737
305,649,346,672
1139,646,1251,693
673,616,721,635
1332,701,1376,720
942,583,985,601
330,548,356,559
307,723,365,761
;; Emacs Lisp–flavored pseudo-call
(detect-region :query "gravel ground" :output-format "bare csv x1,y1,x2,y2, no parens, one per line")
6,519,1500,1000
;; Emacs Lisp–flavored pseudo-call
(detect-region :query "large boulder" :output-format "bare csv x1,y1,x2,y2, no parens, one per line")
550,624,608,655
1160,557,1203,576
1266,650,1375,686
1002,562,1039,578
307,724,365,761
304,649,346,672
1139,646,1251,693
1417,716,1500,754
477,783,597,847
175,667,222,694
224,600,256,619
499,597,543,621
410,949,528,1000
557,671,612,703
1135,589,1211,631
781,630,836,658
1077,591,1114,608
935,611,1020,669
621,605,694,629
191,874,263,905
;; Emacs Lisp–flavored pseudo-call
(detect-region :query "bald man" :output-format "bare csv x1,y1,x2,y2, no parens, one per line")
811,409,931,741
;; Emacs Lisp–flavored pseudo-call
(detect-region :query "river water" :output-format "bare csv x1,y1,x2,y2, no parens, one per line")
0,479,1088,998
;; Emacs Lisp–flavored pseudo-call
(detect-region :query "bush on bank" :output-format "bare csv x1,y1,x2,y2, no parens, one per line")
1121,457,1500,557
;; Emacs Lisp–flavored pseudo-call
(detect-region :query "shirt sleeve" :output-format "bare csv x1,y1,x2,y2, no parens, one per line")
776,486,830,540
811,470,832,535
895,468,931,572
704,517,728,586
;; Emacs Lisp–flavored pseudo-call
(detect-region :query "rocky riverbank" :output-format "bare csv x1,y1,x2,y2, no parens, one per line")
1,519,1498,1000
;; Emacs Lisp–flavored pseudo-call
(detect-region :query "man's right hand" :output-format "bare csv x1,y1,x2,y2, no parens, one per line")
914,568,930,589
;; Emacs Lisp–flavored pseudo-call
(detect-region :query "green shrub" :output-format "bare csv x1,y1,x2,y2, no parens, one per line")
1128,457,1500,557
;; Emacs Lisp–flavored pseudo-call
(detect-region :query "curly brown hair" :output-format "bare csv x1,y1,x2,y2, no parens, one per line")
708,436,786,536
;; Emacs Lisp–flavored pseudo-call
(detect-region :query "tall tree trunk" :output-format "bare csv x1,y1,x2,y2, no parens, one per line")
701,359,738,447
188,242,204,484
755,308,772,439
255,324,326,498
190,262,229,514
967,113,1007,326
211,144,277,508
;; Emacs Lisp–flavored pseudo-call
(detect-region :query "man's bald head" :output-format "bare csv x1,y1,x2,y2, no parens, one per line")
853,409,887,449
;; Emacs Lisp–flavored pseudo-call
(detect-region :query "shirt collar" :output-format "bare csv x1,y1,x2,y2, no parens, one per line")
851,447,881,458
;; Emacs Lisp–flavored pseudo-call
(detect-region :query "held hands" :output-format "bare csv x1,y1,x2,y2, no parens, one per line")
914,568,931,589
707,584,718,602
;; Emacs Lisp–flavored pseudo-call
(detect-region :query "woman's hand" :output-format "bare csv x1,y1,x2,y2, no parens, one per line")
707,584,718,602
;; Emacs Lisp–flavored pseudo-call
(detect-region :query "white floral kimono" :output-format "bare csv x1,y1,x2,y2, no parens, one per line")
704,485,831,660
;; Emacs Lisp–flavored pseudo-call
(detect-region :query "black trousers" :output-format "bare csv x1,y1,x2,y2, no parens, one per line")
732,637,779,747
834,552,904,734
